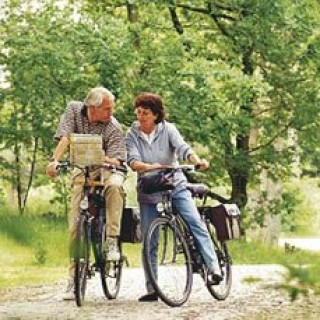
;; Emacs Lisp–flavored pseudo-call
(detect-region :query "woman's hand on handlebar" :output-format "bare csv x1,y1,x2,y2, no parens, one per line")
188,153,209,171
195,158,209,171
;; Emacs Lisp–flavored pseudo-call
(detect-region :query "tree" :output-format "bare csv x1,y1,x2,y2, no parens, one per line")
1,0,320,223
121,0,320,213
0,1,115,212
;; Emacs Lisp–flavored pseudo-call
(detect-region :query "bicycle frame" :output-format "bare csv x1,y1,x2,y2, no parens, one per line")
142,165,232,307
157,191,207,273
58,161,127,306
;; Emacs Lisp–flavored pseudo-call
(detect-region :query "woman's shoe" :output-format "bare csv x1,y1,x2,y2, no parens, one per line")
138,292,158,302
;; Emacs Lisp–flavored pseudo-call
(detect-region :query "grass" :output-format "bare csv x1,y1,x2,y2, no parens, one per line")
229,239,320,265
0,210,69,287
1,206,320,292
0,209,143,288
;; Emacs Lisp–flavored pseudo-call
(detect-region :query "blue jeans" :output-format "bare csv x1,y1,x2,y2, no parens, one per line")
140,188,219,293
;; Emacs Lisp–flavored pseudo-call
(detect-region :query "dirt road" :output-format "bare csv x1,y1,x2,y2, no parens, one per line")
0,265,319,320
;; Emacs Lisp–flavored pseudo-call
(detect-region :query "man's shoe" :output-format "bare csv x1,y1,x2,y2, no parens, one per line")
138,292,158,302
106,237,120,261
62,278,74,301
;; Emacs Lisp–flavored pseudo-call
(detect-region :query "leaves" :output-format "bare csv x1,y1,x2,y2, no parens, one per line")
1,0,320,217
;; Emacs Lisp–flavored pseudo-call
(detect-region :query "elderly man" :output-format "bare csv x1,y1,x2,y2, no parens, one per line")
46,87,126,300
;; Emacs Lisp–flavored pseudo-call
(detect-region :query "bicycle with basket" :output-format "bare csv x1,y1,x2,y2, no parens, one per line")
58,134,140,306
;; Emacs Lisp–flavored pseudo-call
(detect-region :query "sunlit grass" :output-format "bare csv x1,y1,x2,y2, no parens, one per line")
0,234,66,287
242,276,263,284
0,266,66,287
229,239,320,266
1,208,319,291
0,210,142,288
122,243,141,268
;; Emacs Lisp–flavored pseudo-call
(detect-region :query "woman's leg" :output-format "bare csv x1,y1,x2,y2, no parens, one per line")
139,202,159,293
172,189,219,271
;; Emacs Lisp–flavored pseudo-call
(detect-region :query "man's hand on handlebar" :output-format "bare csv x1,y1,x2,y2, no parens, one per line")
46,160,60,178
104,156,122,167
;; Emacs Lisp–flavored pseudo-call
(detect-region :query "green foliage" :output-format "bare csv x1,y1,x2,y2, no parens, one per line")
230,239,320,301
49,175,70,217
0,187,5,207
282,178,320,236
1,0,320,228
279,264,320,301
248,188,302,229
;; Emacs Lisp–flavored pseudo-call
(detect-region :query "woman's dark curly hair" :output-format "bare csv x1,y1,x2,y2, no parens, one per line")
134,92,166,124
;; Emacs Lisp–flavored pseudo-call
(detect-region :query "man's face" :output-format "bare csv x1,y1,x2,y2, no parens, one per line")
88,97,114,123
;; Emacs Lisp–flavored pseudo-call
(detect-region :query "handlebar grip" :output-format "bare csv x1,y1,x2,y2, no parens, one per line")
56,161,70,172
115,165,128,174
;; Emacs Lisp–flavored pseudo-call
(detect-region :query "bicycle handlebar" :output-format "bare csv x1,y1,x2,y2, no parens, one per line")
140,164,232,203
57,161,128,174
141,164,198,175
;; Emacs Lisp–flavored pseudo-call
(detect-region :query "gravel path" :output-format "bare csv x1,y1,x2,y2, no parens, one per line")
0,265,319,320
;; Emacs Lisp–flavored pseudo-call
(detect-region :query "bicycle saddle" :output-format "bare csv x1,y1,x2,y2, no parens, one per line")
186,183,209,197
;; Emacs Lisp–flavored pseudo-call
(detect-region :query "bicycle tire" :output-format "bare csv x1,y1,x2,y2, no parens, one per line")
74,215,90,307
206,241,232,300
100,224,122,299
143,217,193,307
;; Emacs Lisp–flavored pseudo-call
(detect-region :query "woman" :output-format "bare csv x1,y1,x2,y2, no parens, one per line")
126,92,222,302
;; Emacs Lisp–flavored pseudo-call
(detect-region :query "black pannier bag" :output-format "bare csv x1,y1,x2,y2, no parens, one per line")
199,204,242,241
138,170,175,194
119,207,142,243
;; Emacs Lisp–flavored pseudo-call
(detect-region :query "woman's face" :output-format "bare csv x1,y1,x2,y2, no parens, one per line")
136,106,158,132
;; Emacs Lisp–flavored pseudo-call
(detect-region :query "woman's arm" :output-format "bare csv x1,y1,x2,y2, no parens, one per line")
130,160,161,173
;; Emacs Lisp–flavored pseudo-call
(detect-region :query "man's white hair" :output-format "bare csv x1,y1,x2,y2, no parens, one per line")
84,87,115,107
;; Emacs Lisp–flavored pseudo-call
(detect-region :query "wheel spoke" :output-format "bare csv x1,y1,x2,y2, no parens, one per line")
74,216,89,306
144,218,192,307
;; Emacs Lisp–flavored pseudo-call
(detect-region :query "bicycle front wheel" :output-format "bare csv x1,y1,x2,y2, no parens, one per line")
206,241,232,300
100,224,122,299
74,215,90,307
143,217,193,307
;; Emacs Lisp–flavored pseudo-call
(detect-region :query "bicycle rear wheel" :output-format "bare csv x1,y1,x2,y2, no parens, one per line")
74,215,90,307
100,225,122,299
143,217,193,307
206,241,232,300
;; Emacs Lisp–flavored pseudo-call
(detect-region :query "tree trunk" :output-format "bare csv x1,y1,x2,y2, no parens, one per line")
126,1,140,47
22,136,39,212
228,51,253,209
13,140,23,214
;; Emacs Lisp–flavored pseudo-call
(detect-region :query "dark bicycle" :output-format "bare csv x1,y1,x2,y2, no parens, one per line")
142,165,232,307
59,161,128,307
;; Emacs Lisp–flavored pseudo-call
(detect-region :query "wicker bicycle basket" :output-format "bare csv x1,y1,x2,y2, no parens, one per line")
70,134,104,166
